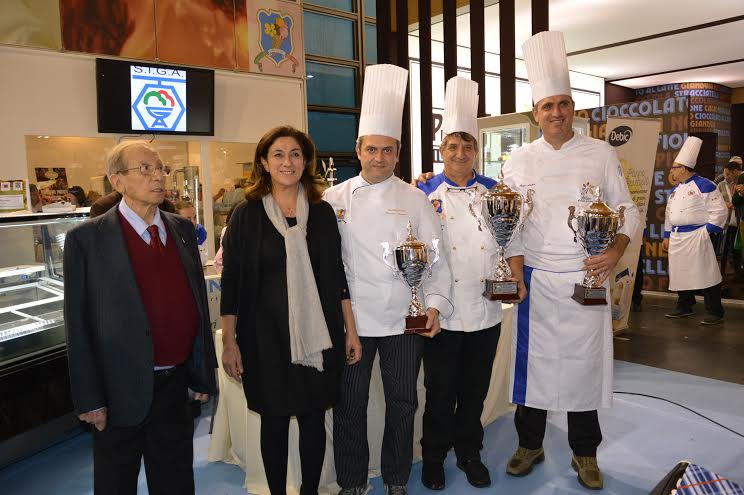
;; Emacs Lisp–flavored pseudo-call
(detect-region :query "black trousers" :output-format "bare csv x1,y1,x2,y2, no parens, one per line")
333,334,423,488
720,225,741,275
93,366,194,495
514,405,602,457
260,410,326,495
632,249,644,306
677,283,724,317
421,324,500,464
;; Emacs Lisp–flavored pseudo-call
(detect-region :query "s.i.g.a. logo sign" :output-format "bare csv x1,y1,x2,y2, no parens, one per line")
131,66,187,132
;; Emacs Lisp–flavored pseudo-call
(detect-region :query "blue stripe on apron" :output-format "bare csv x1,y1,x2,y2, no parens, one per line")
512,265,534,405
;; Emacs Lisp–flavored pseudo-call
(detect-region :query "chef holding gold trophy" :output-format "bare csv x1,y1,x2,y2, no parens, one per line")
500,31,640,490
416,76,528,490
323,64,453,495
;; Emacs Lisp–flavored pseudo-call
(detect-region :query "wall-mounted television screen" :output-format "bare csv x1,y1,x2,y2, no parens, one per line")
96,58,215,136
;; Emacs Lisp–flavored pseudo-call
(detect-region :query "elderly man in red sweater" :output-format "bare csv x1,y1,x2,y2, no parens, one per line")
64,141,217,494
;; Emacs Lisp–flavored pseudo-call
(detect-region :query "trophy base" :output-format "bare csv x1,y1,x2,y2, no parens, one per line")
571,284,607,305
404,314,429,335
483,280,520,301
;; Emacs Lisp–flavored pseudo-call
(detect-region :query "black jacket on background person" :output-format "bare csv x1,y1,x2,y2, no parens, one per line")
63,206,217,427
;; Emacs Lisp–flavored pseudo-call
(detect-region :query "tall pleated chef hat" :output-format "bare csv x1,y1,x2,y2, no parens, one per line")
357,64,409,141
441,76,479,139
522,31,571,104
675,136,703,168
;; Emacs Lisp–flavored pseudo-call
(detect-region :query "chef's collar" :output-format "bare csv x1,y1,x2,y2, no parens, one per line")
683,173,698,184
538,131,579,151
443,170,477,188
355,172,397,188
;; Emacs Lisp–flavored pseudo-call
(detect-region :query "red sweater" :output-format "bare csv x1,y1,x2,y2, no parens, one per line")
119,213,198,366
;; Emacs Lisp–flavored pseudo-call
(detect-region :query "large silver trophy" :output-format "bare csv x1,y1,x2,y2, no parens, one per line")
568,185,626,305
382,221,440,334
469,182,534,300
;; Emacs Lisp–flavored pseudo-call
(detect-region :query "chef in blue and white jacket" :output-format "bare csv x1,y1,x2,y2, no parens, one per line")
415,76,524,491
662,136,728,324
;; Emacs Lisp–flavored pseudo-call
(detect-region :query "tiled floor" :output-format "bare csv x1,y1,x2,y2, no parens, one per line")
615,293,744,384
1,359,743,494
2,293,743,494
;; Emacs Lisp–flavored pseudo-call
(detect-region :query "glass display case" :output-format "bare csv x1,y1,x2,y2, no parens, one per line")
480,124,529,180
477,114,591,180
0,210,89,467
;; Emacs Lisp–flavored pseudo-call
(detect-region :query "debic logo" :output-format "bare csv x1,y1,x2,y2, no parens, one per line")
130,65,187,132
608,126,632,147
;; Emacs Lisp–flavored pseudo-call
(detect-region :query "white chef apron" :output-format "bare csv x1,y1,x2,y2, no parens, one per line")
668,225,722,291
509,266,613,412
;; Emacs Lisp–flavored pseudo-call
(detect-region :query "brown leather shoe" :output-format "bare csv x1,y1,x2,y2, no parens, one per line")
571,454,604,490
506,447,545,476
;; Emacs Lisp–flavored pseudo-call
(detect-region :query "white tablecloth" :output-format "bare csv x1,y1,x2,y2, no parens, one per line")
208,305,515,495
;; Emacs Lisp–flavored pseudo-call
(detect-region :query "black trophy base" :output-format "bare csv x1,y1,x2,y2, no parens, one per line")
483,279,520,301
572,283,608,305
404,314,429,335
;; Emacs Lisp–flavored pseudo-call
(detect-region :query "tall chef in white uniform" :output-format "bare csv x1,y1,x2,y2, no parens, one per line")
416,76,525,491
323,64,453,495
662,136,728,324
501,31,639,491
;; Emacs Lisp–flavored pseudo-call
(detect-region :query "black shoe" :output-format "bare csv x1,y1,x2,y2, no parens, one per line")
700,315,723,325
665,309,693,318
421,462,445,490
456,458,491,488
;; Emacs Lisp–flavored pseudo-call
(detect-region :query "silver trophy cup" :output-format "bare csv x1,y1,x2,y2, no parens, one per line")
469,183,534,300
382,221,440,334
567,185,626,305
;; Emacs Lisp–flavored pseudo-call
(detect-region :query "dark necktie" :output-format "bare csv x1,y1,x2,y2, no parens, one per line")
147,225,164,253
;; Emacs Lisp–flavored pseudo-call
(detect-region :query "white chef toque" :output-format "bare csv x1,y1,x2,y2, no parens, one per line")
441,76,479,139
522,31,571,104
675,136,702,168
357,64,409,141
729,155,742,165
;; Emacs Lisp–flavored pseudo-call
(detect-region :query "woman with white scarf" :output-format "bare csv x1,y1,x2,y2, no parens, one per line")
220,126,361,495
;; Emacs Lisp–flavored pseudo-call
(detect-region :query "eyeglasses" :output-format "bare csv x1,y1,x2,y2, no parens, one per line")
118,162,172,176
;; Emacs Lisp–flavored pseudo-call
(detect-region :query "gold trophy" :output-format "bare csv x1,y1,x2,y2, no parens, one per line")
567,185,626,305
469,183,534,300
382,222,440,334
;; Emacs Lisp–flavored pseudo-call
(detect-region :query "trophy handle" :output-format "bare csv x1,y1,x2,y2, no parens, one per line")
524,189,535,221
617,205,626,231
467,189,485,232
381,242,398,276
430,238,440,267
567,206,578,243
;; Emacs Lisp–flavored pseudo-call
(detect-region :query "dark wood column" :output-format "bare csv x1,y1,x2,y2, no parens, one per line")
395,0,412,181
470,0,487,117
376,0,391,64
419,0,434,173
532,0,549,34
500,0,516,114
443,0,457,82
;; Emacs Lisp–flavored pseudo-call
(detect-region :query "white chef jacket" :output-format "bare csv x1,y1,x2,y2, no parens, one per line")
502,133,640,411
418,171,523,332
664,174,727,291
503,133,640,271
323,174,453,338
